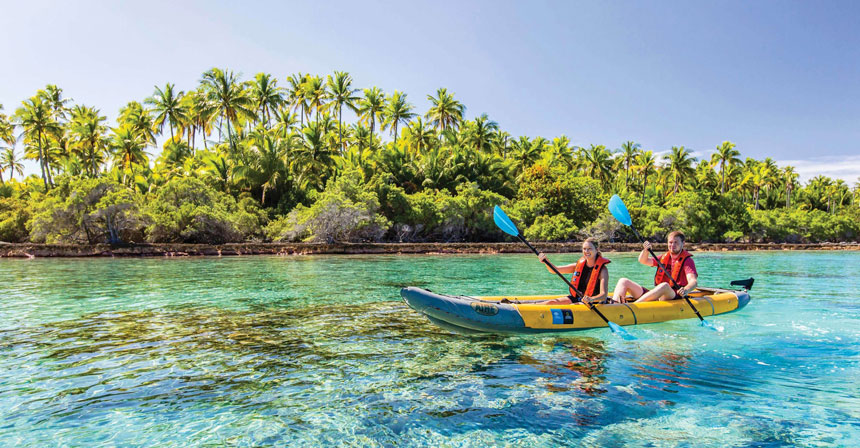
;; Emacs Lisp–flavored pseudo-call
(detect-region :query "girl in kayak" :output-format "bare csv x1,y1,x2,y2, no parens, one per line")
536,238,611,305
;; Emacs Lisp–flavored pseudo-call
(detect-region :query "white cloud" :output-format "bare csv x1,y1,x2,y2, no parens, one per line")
778,155,860,184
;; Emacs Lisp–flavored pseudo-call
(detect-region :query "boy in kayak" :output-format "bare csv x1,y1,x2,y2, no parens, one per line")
536,238,611,305
611,231,698,303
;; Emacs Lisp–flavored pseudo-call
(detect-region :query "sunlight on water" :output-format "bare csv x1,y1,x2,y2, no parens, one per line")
1,251,858,447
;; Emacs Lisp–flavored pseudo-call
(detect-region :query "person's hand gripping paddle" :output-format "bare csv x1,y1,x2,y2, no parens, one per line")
493,205,635,340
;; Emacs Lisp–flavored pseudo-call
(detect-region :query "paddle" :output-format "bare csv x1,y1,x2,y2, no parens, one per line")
493,205,635,340
608,195,720,331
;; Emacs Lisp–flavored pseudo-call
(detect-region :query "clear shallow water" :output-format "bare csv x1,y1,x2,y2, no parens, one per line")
1,251,859,447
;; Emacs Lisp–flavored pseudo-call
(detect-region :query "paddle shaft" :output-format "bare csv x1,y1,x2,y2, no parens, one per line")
514,234,615,325
629,227,706,322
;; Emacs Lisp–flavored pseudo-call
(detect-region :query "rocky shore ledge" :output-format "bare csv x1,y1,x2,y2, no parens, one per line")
1,241,858,258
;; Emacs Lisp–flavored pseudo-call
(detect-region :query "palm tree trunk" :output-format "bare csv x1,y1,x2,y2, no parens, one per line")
625,165,629,191
37,131,49,190
338,104,343,153
640,176,647,207
720,164,726,195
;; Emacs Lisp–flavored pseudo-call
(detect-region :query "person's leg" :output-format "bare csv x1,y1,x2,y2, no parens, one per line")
611,278,645,303
538,296,574,305
635,283,676,302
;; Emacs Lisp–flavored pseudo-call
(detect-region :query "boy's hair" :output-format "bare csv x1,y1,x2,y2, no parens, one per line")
667,231,686,242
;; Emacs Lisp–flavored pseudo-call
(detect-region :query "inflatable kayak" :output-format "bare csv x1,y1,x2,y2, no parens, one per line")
401,286,751,334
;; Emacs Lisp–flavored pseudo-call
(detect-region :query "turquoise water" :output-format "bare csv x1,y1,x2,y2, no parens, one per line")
1,251,859,447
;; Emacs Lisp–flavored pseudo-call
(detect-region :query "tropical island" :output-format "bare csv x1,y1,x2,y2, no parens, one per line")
1,70,858,255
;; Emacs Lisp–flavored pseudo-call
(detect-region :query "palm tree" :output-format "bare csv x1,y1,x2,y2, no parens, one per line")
249,72,285,126
0,107,15,149
635,151,657,206
782,166,798,208
38,84,71,122
326,71,360,152
465,114,499,154
15,96,63,189
510,136,543,179
490,130,511,157
694,160,719,192
303,75,328,121
403,117,436,154
1,148,24,181
382,91,416,145
294,122,336,191
272,106,298,139
545,135,574,169
185,88,216,152
349,123,374,154
146,83,188,141
853,177,860,207
710,141,741,195
744,163,774,210
665,146,696,194
827,179,849,214
286,73,309,126
68,106,108,177
357,87,385,146
118,101,158,147
235,132,289,205
201,68,255,146
582,144,614,189
619,141,640,191
110,124,149,173
425,88,465,132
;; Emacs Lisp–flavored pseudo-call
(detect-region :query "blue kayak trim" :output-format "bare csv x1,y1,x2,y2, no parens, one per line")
401,286,529,334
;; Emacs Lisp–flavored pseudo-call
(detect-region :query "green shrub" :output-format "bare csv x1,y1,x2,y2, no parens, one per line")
143,177,246,243
524,213,577,241
266,169,390,242
0,197,31,242
28,178,145,244
516,164,607,230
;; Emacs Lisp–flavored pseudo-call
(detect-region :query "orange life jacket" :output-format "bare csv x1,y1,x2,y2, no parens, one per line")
570,256,611,297
654,250,692,287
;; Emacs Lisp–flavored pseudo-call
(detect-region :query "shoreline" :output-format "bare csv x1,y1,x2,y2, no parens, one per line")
1,241,859,258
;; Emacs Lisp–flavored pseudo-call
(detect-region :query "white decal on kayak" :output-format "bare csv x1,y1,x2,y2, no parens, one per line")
471,302,499,316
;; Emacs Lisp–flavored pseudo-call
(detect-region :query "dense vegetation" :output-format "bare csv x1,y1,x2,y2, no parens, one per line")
1,70,858,245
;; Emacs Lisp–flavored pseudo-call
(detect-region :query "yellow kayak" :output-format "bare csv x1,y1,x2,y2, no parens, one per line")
401,286,751,334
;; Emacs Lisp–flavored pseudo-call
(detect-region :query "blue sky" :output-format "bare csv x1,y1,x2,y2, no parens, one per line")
1,0,858,182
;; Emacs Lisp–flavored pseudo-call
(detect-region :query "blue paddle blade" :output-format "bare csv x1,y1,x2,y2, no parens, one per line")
608,194,632,226
608,321,636,340
700,318,723,332
493,205,520,237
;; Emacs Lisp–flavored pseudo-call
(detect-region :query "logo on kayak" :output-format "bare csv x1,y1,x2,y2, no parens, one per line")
551,308,574,325
471,302,499,316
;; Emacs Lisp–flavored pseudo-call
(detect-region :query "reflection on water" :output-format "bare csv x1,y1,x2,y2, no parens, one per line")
1,252,859,447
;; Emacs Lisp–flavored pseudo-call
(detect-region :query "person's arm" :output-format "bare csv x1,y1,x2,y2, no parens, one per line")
676,259,698,296
638,241,656,266
537,252,576,274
